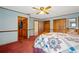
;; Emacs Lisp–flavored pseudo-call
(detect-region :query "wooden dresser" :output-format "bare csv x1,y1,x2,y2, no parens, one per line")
75,29,79,34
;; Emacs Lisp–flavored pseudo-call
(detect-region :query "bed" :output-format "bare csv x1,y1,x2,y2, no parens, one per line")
33,32,79,53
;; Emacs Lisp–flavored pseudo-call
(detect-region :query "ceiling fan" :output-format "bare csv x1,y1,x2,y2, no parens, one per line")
32,6,51,14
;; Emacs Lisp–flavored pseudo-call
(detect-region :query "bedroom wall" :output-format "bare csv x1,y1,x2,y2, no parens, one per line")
28,17,35,37
0,7,30,45
50,18,53,32
52,12,79,19
77,16,79,29
50,12,79,32
29,18,42,36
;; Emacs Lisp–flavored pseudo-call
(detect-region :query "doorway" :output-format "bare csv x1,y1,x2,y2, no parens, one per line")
44,21,50,33
34,20,38,36
18,16,28,42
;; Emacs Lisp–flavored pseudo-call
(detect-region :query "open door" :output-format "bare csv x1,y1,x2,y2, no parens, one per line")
34,20,38,36
38,21,44,35
18,16,28,42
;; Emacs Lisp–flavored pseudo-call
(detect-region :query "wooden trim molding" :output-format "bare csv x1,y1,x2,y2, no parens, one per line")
0,30,17,32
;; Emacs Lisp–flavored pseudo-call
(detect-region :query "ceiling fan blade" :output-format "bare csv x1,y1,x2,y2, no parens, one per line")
45,6,51,10
44,11,49,14
36,12,40,14
32,7,40,10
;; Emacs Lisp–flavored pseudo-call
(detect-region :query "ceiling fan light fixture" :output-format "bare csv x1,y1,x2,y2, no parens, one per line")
32,6,51,14
39,11,45,14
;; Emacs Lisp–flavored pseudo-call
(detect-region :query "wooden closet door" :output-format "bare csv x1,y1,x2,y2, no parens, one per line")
53,20,59,32
58,19,66,33
22,17,28,38
18,16,28,42
53,19,66,33
38,21,44,35
44,21,50,33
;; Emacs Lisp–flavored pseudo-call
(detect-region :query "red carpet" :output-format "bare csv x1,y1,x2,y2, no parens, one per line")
0,36,36,53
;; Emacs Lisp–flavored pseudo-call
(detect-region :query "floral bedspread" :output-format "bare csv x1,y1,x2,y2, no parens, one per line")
34,32,79,53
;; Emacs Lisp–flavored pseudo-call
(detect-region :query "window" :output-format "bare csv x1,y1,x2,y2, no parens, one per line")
68,18,77,29
70,22,76,28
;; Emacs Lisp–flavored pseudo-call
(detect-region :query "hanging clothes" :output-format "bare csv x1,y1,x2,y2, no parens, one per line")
19,20,23,29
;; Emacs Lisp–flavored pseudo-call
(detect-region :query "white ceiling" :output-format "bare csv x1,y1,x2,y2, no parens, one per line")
2,6,79,19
